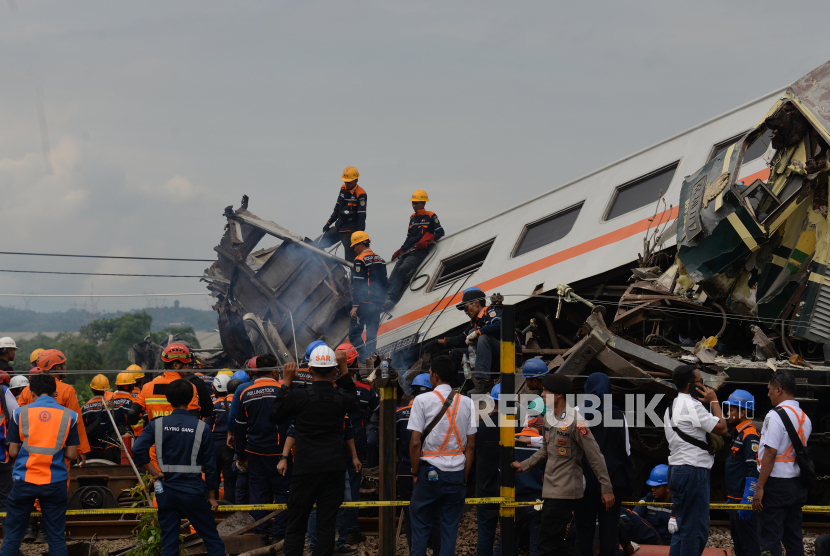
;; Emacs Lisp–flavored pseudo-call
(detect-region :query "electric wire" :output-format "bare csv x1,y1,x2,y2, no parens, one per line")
0,251,213,262
0,293,210,298
0,269,203,278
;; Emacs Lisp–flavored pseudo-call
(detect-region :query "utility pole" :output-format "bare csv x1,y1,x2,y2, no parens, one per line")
499,303,516,556
377,356,397,555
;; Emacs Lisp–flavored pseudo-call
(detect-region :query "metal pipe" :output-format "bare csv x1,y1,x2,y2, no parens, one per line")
102,394,152,506
499,304,516,556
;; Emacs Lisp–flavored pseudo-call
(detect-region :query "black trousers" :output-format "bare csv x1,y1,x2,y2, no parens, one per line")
284,472,345,556
215,443,236,503
0,461,13,525
574,490,622,556
728,509,759,556
757,477,807,556
386,249,428,306
538,498,579,556
320,228,356,263
349,304,381,361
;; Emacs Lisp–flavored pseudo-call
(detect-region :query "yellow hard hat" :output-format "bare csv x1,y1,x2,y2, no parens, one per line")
90,374,110,391
30,348,45,365
218,370,234,376
126,364,145,379
115,372,136,386
410,190,429,202
341,166,359,183
350,230,370,247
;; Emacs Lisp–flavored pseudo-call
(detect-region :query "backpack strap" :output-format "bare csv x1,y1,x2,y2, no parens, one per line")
773,406,806,454
668,403,709,452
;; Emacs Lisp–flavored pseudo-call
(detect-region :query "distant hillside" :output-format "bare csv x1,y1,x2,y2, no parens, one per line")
0,302,217,332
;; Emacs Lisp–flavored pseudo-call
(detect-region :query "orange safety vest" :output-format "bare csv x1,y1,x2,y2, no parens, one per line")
18,379,90,456
16,404,75,485
421,390,464,458
135,372,200,420
775,405,807,464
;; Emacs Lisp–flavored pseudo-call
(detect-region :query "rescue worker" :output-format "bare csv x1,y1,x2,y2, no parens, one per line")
126,364,147,393
476,383,503,556
29,349,45,370
511,373,615,556
576,373,636,556
81,374,121,463
320,166,367,262
0,374,80,556
18,349,90,466
408,355,477,556
430,287,522,395
132,379,225,556
0,368,20,528
382,190,444,312
349,231,388,361
114,372,142,437
0,372,9,388
396,373,441,552
619,465,672,548
293,341,327,388
0,337,17,375
335,342,378,547
521,358,549,395
495,424,545,556
663,365,727,556
9,375,28,399
270,346,360,556
723,389,760,556
206,374,235,503
235,358,288,543
126,343,203,437
753,370,811,556
226,354,278,448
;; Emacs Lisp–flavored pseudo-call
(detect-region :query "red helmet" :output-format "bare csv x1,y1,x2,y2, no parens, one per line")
161,343,192,364
0,371,9,386
335,343,358,365
30,367,43,377
37,349,67,371
245,357,258,368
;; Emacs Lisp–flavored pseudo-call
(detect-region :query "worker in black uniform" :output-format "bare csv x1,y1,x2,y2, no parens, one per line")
320,166,366,262
619,465,672,548
270,346,360,556
382,190,444,312
723,390,760,556
349,231,388,361
476,383,503,556
132,379,225,556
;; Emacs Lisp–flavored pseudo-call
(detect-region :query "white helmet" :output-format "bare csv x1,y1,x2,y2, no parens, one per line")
9,375,28,389
308,345,338,368
0,337,16,350
212,374,231,393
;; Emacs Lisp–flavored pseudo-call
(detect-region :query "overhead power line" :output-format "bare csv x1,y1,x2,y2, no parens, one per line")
0,293,209,298
0,251,214,262
0,269,203,278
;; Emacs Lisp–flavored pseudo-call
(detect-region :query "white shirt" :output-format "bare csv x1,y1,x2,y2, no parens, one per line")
3,387,18,414
664,393,719,469
408,384,477,472
758,399,812,478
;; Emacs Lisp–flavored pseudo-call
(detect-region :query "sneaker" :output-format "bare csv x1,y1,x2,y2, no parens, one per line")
381,301,394,313
22,523,37,543
469,379,493,396
35,528,48,544
336,547,358,555
344,532,366,544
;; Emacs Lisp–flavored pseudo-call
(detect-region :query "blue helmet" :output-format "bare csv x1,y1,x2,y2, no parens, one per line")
305,340,327,362
490,382,501,401
646,464,668,486
232,370,249,382
412,373,432,390
522,358,549,378
724,389,755,411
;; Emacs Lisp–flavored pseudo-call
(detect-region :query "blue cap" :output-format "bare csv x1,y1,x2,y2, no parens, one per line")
412,373,432,389
232,370,249,382
305,340,327,362
490,382,501,401
724,389,755,411
646,464,668,486
521,358,549,378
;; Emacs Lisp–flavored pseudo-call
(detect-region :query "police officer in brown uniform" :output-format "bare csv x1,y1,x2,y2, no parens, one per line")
512,374,614,556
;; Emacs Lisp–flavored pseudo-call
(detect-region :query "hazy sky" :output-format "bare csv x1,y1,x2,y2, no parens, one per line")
2,1,829,314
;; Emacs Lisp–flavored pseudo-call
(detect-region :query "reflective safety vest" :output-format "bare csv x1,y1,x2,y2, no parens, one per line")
136,372,200,420
775,405,807,463
421,390,464,458
155,417,206,474
14,404,76,485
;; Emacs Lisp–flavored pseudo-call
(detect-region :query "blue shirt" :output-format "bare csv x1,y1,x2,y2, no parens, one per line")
132,409,219,495
234,378,282,456
8,395,80,484
227,379,255,425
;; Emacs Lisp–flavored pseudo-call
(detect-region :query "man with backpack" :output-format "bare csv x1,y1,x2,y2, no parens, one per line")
753,370,812,556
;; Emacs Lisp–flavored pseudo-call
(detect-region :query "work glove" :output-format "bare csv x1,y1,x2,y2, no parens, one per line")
391,249,402,261
668,517,677,534
415,233,435,250
323,222,331,233
739,477,757,520
466,330,480,345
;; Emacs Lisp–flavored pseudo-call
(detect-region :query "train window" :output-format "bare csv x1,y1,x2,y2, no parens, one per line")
512,203,583,257
741,129,774,164
604,162,679,221
431,239,495,290
708,133,745,163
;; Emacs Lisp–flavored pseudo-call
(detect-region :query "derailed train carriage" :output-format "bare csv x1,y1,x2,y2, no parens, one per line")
203,60,830,502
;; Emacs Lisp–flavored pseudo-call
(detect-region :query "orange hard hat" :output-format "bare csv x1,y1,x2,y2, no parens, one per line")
335,343,359,365
30,367,43,377
0,371,9,386
161,343,192,364
37,349,67,371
